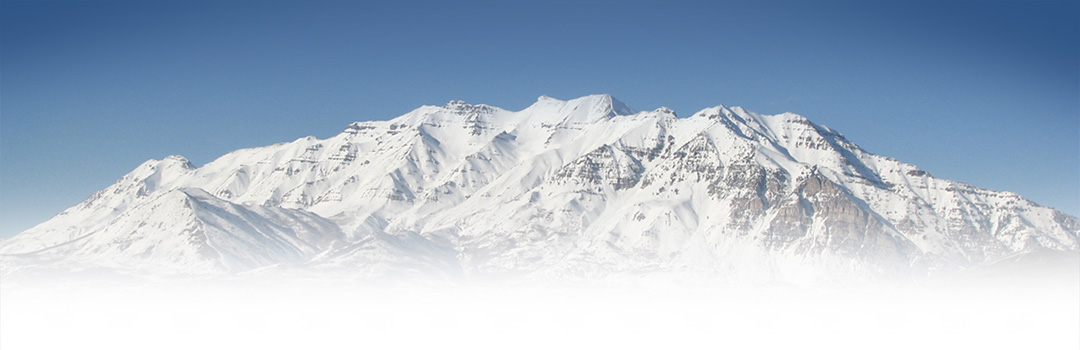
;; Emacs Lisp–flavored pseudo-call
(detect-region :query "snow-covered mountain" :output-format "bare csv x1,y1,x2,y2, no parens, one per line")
3,94,1077,282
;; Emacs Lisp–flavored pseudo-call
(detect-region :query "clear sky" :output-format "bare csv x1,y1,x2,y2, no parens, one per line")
2,0,1077,239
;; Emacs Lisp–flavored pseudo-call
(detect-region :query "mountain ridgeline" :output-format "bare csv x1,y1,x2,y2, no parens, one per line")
2,94,1077,282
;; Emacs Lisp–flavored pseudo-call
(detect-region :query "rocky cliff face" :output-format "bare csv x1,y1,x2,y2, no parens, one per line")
2,95,1076,282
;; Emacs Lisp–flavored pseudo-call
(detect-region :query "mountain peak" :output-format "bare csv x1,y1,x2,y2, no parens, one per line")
137,155,195,173
163,154,190,163
653,106,676,116
529,94,637,119
444,99,470,108
574,94,636,116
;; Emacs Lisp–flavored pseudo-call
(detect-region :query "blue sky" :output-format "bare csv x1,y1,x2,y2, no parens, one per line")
2,0,1077,238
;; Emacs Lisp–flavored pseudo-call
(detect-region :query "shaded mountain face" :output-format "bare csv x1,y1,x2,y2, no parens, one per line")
2,94,1076,282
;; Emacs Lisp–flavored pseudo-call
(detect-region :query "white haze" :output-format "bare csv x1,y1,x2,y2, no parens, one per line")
3,272,1077,350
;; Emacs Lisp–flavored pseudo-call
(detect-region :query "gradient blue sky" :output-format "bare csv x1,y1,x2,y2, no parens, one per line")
2,0,1078,238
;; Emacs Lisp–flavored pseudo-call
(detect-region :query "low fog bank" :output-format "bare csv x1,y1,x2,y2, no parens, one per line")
3,255,1077,350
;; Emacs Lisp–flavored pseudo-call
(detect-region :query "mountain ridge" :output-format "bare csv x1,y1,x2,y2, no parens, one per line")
2,94,1076,282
